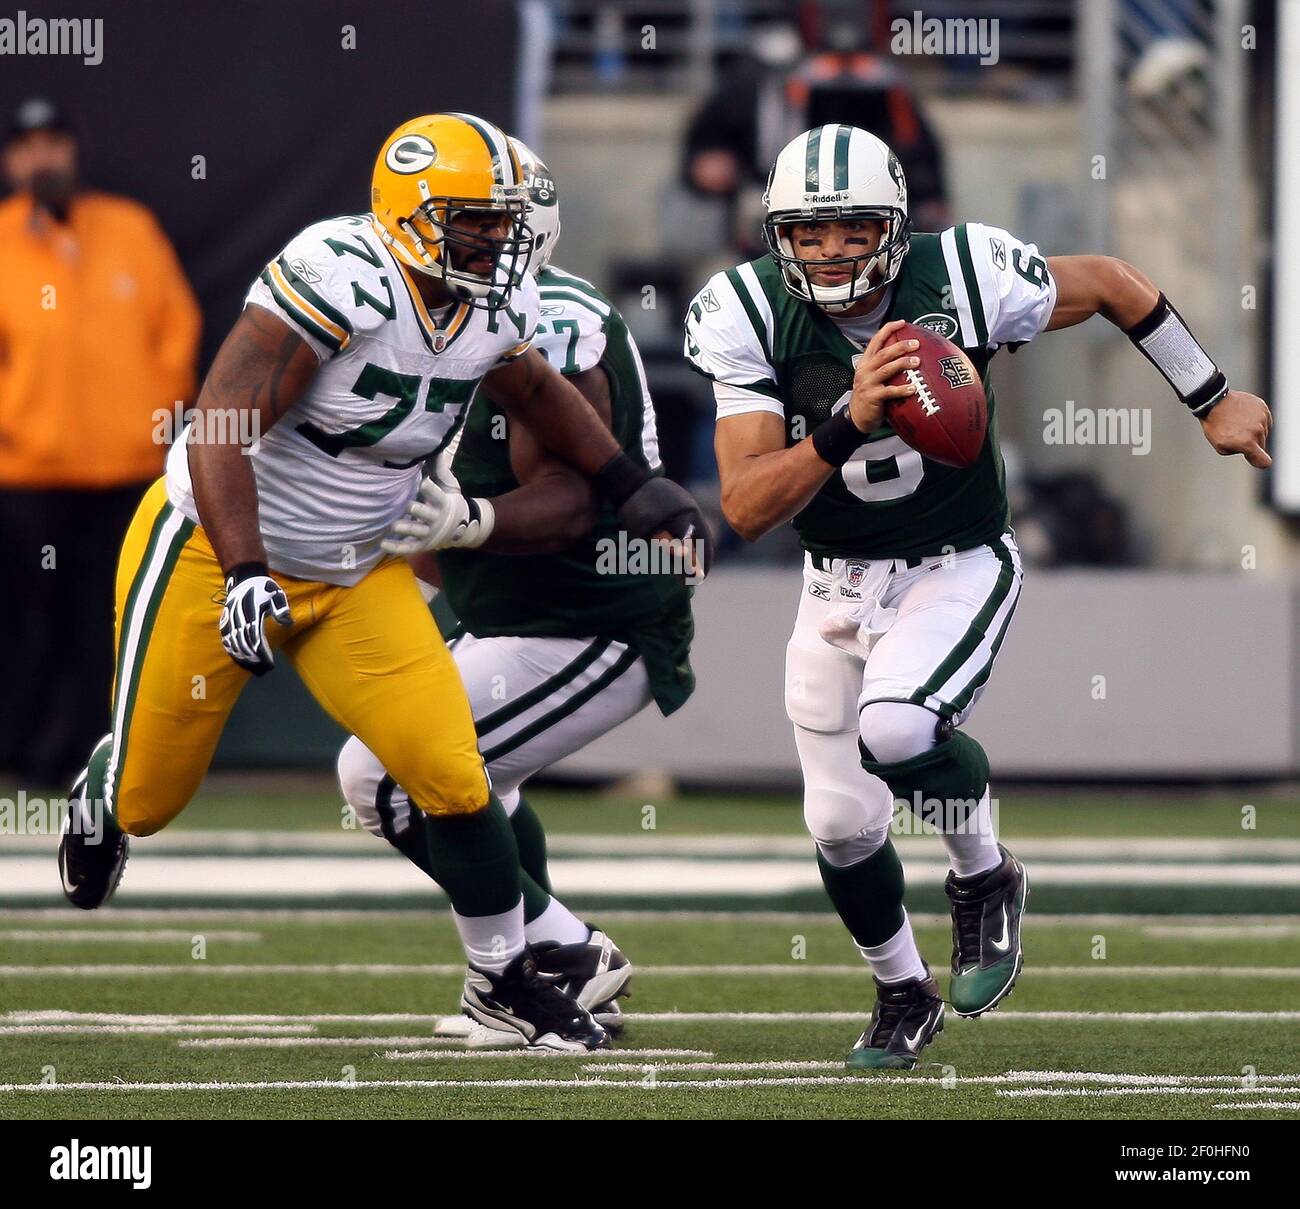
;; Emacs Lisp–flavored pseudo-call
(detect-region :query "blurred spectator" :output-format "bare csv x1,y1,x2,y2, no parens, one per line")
0,98,200,787
679,20,950,256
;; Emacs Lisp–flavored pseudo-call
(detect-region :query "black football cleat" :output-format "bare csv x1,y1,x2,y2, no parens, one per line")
58,759,129,910
846,965,945,1070
532,928,632,1037
461,950,610,1053
946,844,1028,1017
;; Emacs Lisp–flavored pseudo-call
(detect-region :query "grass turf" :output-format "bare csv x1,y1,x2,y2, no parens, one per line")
2,911,1298,1120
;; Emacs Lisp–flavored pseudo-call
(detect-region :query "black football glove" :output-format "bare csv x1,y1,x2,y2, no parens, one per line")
219,563,293,676
598,454,714,580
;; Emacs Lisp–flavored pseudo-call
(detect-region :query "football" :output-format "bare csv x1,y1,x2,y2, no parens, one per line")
882,322,988,468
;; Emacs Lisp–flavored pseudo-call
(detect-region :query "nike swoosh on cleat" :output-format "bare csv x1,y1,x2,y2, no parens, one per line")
990,904,1011,953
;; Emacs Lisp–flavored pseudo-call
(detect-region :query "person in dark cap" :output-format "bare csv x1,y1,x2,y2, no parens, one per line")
0,98,200,787
4,97,78,221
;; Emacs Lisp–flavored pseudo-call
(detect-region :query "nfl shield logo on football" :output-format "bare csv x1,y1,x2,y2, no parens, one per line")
847,562,868,589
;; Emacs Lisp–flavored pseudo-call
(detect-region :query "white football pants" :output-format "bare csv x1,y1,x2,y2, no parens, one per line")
786,536,1022,858
339,631,653,839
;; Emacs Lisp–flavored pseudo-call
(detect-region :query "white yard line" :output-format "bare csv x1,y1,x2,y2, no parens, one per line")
0,963,467,976
3,962,1297,978
617,1010,1300,1023
997,1086,1300,1098
10,1074,1295,1094
0,1023,313,1036
4,907,1299,927
178,1036,458,1049
1215,1101,1300,1110
7,831,1300,859
13,1008,1300,1028
6,855,1300,899
382,1048,715,1062
0,930,261,943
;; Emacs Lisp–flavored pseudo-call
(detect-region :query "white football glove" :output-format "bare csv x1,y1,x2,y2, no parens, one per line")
219,567,293,676
381,475,495,556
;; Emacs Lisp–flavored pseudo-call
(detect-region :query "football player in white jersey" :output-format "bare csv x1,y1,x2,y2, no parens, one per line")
57,113,710,1054
686,125,1270,1068
337,139,695,1041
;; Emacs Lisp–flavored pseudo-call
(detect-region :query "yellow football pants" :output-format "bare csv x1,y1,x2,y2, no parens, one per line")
101,479,488,836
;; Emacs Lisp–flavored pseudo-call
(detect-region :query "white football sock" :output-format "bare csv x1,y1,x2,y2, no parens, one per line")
856,912,927,984
453,897,526,974
943,787,1002,880
525,895,591,947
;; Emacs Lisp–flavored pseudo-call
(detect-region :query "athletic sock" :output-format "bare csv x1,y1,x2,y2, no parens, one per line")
509,794,552,894
943,786,1002,879
816,837,907,949
525,895,591,947
857,911,927,984
520,870,551,924
421,793,521,919
452,898,526,974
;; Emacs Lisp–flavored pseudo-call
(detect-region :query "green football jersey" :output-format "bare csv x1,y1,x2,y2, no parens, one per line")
685,223,1055,560
438,265,694,716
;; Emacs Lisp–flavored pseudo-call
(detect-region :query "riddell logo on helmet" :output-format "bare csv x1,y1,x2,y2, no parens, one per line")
805,191,850,204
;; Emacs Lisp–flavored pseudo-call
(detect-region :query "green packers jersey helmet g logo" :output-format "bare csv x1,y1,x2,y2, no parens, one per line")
385,134,438,174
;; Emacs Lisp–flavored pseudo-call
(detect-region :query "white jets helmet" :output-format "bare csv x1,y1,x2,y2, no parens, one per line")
509,137,561,275
762,124,910,313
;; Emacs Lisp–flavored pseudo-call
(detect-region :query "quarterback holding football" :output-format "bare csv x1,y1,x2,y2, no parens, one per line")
685,124,1271,1069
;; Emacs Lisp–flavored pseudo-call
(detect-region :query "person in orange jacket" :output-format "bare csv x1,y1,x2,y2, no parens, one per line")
0,98,200,786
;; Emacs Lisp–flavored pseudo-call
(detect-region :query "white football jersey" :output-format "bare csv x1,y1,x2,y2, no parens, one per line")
166,213,538,585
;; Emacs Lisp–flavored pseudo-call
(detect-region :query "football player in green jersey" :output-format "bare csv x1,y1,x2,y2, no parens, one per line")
686,124,1270,1069
338,140,695,1043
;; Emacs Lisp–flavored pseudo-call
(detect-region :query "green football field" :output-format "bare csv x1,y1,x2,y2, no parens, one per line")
2,779,1298,1120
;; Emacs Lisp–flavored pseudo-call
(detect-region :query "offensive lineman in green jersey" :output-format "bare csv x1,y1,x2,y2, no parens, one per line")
338,140,694,1040
686,125,1271,1069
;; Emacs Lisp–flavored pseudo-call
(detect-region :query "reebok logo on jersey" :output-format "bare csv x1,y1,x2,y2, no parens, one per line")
990,238,1007,270
288,258,321,284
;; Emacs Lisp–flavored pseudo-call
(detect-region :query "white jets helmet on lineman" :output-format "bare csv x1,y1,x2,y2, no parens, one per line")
509,137,561,275
763,124,910,313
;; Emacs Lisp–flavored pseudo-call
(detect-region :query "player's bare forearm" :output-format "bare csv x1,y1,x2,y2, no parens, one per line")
188,306,319,573
716,413,835,542
481,364,610,552
485,349,623,476
485,474,600,552
1045,255,1272,467
1044,255,1159,331
715,324,919,541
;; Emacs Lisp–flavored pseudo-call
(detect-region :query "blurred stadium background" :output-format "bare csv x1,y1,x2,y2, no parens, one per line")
0,0,1296,896
1,0,1299,1122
